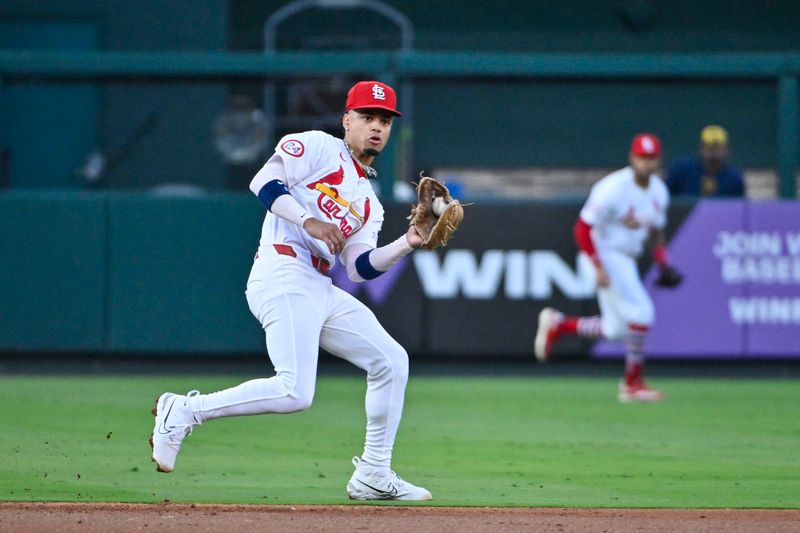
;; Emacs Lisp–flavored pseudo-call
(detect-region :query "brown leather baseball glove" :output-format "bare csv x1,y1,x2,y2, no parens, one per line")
409,175,465,250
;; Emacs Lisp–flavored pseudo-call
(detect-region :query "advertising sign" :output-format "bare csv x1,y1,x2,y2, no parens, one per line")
331,201,798,359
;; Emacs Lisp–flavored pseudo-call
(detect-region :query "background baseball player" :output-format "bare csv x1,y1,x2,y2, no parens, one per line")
150,81,435,500
534,133,682,402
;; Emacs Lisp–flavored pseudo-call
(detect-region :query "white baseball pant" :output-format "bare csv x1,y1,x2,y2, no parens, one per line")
189,247,409,468
596,248,655,341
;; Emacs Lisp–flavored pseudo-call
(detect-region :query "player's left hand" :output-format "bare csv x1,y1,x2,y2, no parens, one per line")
655,264,683,288
408,175,465,250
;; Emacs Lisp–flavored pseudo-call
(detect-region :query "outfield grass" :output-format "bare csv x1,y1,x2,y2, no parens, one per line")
0,374,797,508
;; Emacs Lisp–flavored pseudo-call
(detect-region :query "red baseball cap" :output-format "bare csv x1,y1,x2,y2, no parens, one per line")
630,133,661,157
345,81,401,116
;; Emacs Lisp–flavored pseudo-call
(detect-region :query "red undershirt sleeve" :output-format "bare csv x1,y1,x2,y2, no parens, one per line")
573,218,602,267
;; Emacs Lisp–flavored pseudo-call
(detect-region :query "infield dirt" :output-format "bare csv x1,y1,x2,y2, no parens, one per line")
1,503,798,532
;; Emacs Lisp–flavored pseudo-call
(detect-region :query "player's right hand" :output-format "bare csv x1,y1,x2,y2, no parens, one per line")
405,225,424,249
595,266,611,288
303,218,345,254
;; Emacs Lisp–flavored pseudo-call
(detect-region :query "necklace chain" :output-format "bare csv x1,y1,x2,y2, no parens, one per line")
346,144,377,179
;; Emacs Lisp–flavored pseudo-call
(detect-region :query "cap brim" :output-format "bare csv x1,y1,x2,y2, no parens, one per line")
349,105,402,117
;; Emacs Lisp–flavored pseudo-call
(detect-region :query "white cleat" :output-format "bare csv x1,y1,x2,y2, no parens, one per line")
346,456,432,501
617,382,664,403
149,391,200,473
534,307,561,362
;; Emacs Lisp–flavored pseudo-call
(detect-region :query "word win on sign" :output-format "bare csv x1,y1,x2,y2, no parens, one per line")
413,250,597,299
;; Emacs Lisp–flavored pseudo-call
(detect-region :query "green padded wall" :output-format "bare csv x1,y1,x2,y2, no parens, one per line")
0,192,106,350
106,193,265,353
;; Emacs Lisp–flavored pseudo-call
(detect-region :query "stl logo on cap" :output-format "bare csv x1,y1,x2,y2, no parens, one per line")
345,81,401,116
371,84,386,101
630,133,661,157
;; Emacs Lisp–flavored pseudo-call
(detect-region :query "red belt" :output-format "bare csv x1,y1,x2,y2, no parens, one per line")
272,244,330,275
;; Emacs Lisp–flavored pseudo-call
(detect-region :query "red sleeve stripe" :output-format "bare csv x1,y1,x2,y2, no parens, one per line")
573,218,600,266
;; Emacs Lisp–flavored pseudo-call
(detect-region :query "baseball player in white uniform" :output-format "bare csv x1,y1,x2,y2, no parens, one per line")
534,133,676,402
150,81,432,500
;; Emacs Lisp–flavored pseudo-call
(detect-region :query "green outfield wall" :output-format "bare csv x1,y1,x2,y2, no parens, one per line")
0,191,266,353
0,191,654,356
2,192,798,358
0,192,107,350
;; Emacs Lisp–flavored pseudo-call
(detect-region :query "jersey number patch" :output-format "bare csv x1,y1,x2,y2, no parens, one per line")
281,139,305,157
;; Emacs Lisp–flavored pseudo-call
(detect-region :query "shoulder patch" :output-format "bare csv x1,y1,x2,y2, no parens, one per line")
280,139,305,158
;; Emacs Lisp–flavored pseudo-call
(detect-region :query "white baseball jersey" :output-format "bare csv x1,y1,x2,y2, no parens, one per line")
254,130,384,265
580,166,669,257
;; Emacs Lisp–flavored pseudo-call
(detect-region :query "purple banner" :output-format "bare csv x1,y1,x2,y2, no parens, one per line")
742,202,800,354
329,257,409,305
595,200,800,359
